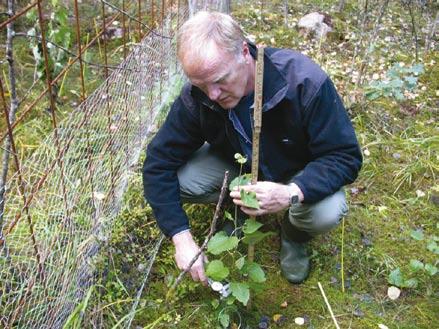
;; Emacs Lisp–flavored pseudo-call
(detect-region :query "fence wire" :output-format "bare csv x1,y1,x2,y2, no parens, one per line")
0,0,227,327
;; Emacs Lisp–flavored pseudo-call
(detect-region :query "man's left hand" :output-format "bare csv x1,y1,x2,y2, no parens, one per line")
229,181,303,216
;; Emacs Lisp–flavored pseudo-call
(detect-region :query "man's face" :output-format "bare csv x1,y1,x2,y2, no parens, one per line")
182,42,254,109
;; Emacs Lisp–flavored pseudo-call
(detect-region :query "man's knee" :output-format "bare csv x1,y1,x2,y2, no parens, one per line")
178,144,239,203
288,189,348,235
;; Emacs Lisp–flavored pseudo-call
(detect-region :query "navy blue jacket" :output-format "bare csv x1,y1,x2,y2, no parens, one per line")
143,44,362,237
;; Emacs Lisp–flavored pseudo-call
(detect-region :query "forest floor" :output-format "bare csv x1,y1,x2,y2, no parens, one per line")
93,1,438,328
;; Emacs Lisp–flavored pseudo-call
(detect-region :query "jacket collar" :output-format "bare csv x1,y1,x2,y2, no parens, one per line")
190,42,288,113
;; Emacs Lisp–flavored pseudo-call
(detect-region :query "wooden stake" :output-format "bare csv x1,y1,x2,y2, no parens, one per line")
246,46,264,310
248,45,264,263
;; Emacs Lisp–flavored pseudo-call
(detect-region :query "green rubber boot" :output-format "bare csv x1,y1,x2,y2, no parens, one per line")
280,215,312,284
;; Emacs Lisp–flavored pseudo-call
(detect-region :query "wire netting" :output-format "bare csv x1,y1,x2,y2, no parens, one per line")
0,0,227,327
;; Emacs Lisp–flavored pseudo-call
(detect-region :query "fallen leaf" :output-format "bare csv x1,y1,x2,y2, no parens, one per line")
273,314,287,325
387,286,401,300
280,301,288,308
93,192,105,200
416,190,426,197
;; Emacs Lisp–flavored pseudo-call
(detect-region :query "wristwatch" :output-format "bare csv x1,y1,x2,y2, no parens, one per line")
290,193,300,205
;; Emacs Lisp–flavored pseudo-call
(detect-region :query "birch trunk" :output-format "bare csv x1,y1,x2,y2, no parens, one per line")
0,0,19,230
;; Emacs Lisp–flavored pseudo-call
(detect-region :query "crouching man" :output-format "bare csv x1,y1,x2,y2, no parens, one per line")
143,11,362,285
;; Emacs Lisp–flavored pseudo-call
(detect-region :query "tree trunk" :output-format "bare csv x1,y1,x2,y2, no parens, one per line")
0,0,19,231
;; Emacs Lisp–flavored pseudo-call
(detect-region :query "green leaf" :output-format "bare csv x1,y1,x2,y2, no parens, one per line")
235,257,245,270
404,76,418,88
403,278,418,288
426,240,439,254
246,262,266,283
234,153,247,164
242,231,273,245
242,219,263,234
224,211,234,222
424,264,438,276
211,299,219,309
388,268,404,287
409,259,424,272
240,189,260,209
218,312,230,328
207,232,239,255
206,260,229,281
230,282,250,306
410,229,424,241
411,63,424,74
229,174,252,191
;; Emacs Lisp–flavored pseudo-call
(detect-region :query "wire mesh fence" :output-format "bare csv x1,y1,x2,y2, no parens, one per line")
0,0,227,327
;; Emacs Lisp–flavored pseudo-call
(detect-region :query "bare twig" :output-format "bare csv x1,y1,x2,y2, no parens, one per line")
167,171,230,297
407,0,419,62
318,282,341,329
356,0,390,86
425,11,438,54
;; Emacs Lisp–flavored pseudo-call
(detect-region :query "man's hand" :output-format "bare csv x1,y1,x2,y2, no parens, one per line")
229,181,304,216
172,230,208,286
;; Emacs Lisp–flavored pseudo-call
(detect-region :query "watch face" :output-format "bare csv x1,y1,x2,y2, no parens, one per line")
291,194,299,205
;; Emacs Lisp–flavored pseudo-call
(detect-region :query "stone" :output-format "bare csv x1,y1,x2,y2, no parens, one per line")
298,12,333,39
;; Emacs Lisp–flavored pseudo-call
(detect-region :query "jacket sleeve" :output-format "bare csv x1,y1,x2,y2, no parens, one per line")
292,78,362,203
143,95,204,237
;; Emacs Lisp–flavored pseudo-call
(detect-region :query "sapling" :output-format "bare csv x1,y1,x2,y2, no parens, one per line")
205,154,272,328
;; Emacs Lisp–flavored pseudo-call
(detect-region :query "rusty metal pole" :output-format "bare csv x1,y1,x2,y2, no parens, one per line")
122,0,127,59
74,0,98,223
101,0,115,202
138,0,142,40
151,0,155,28
1,77,45,328
36,0,72,261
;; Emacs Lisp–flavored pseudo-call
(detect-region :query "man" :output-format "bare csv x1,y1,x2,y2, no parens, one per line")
143,11,362,285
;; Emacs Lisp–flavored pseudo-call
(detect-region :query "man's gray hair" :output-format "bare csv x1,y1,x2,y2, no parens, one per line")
177,11,245,63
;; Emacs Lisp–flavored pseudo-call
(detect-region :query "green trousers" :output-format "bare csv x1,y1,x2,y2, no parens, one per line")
178,144,347,236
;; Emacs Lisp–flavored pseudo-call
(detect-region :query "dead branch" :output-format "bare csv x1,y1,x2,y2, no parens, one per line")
167,170,230,298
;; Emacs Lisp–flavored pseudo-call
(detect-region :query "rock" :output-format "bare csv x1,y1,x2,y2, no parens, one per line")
294,317,305,325
431,195,439,206
298,12,333,39
353,307,364,318
378,324,389,329
387,286,401,300
329,276,338,285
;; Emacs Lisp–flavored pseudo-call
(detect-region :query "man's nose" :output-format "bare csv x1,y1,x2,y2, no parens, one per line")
207,84,221,101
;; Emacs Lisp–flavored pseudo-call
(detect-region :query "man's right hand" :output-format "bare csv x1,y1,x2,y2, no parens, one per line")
172,230,208,285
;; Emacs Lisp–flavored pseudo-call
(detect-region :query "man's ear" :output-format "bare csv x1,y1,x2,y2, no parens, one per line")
242,41,251,61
